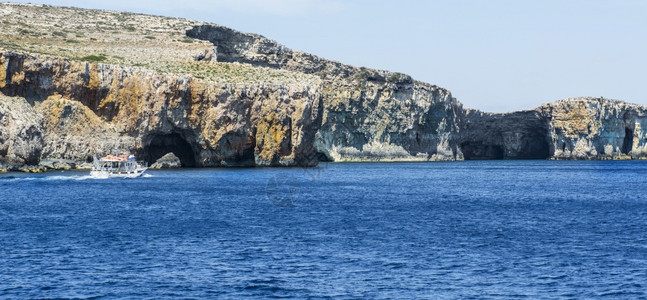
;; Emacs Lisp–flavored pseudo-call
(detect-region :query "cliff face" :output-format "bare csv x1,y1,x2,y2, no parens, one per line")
0,51,323,168
2,4,647,171
0,94,43,170
540,98,647,159
0,3,466,169
460,98,647,160
0,46,463,169
187,24,464,162
460,109,550,160
317,79,462,162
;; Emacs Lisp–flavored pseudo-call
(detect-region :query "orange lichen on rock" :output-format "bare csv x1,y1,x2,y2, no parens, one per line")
552,101,599,137
255,112,291,163
0,55,5,89
39,95,105,134
86,63,100,91
116,78,145,112
10,71,25,85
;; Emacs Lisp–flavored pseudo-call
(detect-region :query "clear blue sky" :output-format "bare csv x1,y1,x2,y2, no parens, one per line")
10,0,647,112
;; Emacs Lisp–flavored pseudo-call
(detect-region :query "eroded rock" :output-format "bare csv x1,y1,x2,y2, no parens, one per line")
0,51,322,168
150,152,182,169
460,97,647,160
0,94,44,169
540,98,647,159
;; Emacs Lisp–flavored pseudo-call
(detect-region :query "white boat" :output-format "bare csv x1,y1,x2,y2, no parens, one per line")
91,155,148,178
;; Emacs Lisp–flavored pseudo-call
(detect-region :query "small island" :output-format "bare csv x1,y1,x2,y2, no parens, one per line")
1,3,646,172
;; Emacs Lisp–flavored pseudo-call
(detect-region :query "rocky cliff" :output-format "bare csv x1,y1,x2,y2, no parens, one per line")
0,93,43,171
460,98,647,160
1,4,647,172
0,48,463,169
460,109,550,160
187,24,464,162
0,51,323,169
541,98,647,159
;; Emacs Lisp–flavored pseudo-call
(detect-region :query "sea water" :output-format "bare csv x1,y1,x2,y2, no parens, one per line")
1,161,646,298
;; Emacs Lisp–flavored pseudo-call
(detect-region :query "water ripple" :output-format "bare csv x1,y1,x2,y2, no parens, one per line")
1,161,647,298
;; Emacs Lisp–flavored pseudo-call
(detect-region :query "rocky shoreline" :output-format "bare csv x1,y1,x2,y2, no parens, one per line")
2,4,647,172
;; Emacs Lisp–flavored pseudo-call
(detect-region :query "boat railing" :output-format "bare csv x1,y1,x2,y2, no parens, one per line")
90,155,148,178
92,158,148,171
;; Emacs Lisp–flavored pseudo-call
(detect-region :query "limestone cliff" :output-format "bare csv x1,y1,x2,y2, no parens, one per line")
316,79,462,162
0,48,462,168
0,51,323,168
460,98,647,160
540,98,647,159
460,109,549,160
1,3,647,172
0,94,43,170
0,3,465,169
187,24,464,162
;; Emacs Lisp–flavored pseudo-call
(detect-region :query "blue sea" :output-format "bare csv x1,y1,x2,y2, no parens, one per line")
1,161,647,299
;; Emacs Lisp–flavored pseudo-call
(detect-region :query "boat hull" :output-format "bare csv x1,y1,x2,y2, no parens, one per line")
91,155,148,179
90,168,147,179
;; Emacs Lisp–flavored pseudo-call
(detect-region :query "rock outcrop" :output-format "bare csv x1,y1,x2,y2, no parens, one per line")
0,94,44,170
540,98,647,159
460,98,647,160
0,51,323,168
150,152,182,169
186,24,357,79
316,79,462,162
187,24,464,162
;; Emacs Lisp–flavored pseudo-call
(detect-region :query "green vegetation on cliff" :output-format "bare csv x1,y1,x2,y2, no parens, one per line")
0,3,318,85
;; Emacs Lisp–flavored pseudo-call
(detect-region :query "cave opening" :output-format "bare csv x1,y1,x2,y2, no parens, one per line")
461,132,550,160
461,142,505,160
622,127,634,155
140,133,197,167
316,151,334,162
514,133,550,159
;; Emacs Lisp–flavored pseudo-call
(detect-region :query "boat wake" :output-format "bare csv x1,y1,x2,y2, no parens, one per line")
1,174,107,182
0,173,156,182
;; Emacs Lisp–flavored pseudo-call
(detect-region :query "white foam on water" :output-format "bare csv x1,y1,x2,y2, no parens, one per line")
40,175,105,181
44,175,80,181
2,171,153,182
0,176,36,182
2,174,106,182
75,175,106,181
